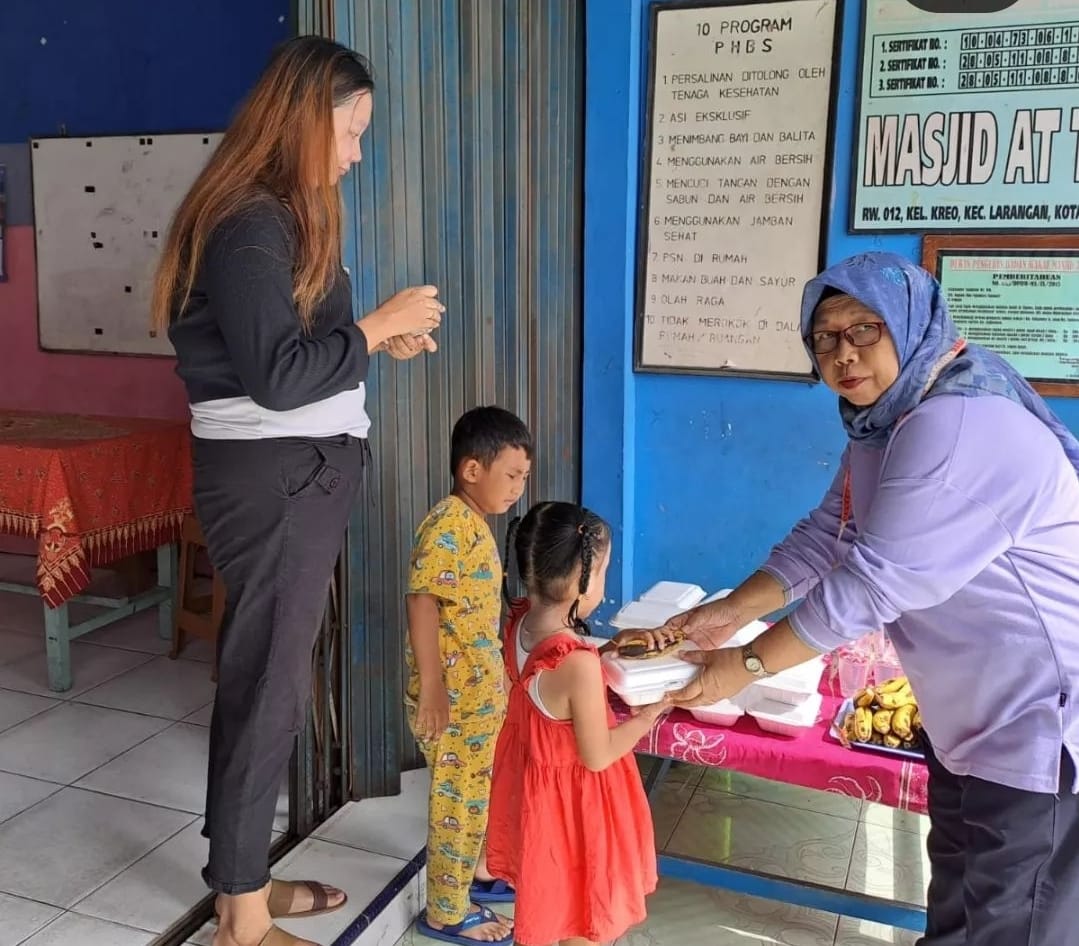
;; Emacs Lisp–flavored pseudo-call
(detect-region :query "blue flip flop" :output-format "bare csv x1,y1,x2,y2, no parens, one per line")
469,878,516,903
417,905,513,945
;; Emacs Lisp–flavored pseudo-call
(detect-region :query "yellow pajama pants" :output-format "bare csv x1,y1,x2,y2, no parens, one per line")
406,683,505,926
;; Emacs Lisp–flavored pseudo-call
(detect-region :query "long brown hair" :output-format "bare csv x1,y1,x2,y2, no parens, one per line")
151,37,374,332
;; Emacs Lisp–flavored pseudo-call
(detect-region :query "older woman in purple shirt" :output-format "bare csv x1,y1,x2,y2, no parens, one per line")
663,252,1079,945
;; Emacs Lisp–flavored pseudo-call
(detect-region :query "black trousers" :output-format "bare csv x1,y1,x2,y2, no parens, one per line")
918,739,1079,945
192,435,367,894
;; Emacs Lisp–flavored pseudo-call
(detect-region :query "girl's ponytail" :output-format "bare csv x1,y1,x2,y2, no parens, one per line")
567,510,599,633
501,515,522,606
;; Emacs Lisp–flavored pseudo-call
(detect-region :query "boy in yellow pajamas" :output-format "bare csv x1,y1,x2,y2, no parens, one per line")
405,406,532,946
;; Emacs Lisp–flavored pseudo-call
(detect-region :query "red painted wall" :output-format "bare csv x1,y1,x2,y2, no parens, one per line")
0,226,188,419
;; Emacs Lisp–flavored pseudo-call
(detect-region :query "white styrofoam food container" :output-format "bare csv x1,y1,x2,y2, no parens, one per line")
602,646,700,706
747,692,823,736
687,694,746,727
639,581,707,611
608,600,681,630
750,656,826,706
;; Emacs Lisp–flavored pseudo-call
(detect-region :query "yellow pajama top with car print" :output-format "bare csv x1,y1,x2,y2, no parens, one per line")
404,494,507,926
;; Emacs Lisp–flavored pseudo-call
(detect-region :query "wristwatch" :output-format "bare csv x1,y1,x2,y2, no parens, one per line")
741,644,772,678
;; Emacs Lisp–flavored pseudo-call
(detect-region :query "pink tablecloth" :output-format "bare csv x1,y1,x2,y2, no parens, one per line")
615,657,929,814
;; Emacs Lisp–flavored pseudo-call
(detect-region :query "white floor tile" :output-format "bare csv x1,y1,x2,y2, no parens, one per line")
651,778,697,849
861,801,930,837
699,768,864,821
666,789,858,889
0,687,57,734
77,656,216,720
0,641,153,700
273,838,410,946
19,912,156,946
0,702,170,785
0,771,60,825
76,820,211,934
846,822,929,908
0,787,194,907
314,769,430,859
619,878,839,946
183,702,214,727
0,628,44,667
834,915,921,945
76,723,209,813
80,609,172,656
0,892,62,946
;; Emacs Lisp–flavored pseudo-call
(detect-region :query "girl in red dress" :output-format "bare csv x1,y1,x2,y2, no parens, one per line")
486,502,668,946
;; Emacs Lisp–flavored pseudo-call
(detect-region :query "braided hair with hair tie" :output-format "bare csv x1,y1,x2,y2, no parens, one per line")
501,515,522,606
567,509,598,633
510,502,611,634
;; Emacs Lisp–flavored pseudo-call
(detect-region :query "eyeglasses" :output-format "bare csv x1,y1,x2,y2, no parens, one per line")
807,322,884,355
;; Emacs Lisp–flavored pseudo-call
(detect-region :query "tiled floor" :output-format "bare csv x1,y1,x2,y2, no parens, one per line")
2,548,929,946
394,760,928,946
0,554,263,946
185,770,432,946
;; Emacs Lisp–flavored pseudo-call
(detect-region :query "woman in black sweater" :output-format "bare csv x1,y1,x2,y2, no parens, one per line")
153,37,440,946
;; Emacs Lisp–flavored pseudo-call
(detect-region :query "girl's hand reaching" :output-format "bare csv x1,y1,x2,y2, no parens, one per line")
628,697,671,724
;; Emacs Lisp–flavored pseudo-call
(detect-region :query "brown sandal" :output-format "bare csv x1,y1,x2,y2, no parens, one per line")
257,926,321,946
266,879,347,919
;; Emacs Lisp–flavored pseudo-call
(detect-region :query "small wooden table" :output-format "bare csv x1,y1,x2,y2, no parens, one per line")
0,410,193,691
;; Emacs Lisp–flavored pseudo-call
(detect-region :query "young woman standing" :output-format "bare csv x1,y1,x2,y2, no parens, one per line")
153,36,441,946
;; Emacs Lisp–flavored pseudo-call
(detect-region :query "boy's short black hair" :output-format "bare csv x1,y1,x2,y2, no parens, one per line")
450,406,533,477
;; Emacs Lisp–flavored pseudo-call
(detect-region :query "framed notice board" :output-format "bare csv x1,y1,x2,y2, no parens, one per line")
635,0,842,380
923,234,1079,397
852,1,1079,233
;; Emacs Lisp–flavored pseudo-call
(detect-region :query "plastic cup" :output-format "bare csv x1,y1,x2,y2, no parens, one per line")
873,659,904,687
837,651,871,699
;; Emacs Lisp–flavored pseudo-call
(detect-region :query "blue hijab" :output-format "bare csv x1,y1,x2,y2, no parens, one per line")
800,251,1079,474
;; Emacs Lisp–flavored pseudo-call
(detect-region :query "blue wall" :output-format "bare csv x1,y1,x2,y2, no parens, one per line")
0,0,290,228
582,0,1079,622
0,0,290,420
0,0,289,142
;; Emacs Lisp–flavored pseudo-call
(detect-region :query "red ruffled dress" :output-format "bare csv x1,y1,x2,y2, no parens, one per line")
486,601,657,945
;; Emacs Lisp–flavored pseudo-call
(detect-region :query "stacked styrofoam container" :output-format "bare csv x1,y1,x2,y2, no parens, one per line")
602,583,824,737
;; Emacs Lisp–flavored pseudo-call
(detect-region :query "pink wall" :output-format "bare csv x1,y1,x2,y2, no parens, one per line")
0,225,189,420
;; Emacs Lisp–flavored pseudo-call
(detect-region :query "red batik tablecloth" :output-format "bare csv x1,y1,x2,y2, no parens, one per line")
0,411,193,607
616,656,929,814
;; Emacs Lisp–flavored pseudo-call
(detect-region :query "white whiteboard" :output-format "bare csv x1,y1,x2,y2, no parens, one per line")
31,132,222,355
636,0,838,378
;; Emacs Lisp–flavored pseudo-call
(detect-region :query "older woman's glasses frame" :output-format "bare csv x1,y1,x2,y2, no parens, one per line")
807,322,884,355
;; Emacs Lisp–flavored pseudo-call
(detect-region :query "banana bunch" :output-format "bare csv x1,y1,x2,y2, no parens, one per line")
841,676,923,751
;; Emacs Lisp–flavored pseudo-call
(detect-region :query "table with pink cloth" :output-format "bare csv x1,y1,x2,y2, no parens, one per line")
615,656,928,814
613,655,929,931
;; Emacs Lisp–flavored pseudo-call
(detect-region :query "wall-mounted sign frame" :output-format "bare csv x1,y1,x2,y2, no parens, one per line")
923,233,1079,397
852,1,1079,233
634,0,842,380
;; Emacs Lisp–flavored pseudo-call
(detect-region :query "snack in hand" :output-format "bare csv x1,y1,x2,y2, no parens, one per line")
840,676,923,752
615,628,686,660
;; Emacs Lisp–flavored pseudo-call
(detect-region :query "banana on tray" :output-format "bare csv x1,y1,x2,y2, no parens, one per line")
840,676,923,752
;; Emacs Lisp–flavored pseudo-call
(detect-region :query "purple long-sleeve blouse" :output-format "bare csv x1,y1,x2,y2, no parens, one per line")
763,394,1079,793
